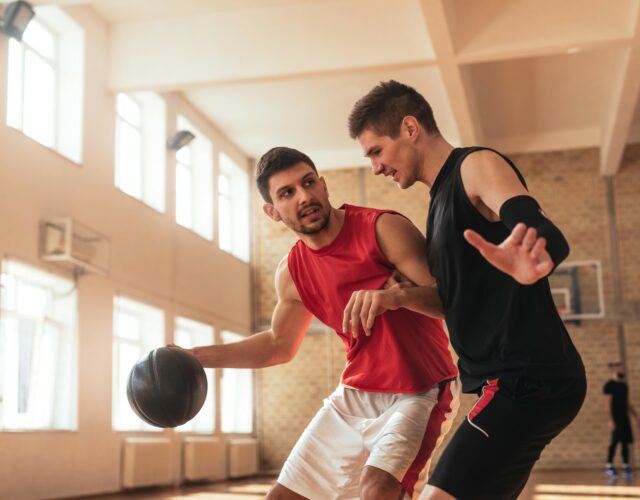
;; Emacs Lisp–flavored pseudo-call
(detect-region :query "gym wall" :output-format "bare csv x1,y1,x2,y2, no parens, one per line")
254,144,640,472
0,6,251,500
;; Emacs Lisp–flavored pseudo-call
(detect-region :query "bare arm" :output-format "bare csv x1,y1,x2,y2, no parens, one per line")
185,256,312,368
343,213,443,337
461,150,559,284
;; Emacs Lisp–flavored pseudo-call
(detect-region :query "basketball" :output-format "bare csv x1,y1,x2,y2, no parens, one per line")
127,346,207,428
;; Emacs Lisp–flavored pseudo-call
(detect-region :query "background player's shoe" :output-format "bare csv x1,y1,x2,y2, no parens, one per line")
623,466,633,479
605,465,618,478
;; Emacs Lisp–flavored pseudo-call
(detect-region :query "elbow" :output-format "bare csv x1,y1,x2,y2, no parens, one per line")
268,337,296,366
539,223,570,270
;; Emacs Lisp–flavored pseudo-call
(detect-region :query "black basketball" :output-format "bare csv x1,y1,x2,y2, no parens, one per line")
127,347,207,428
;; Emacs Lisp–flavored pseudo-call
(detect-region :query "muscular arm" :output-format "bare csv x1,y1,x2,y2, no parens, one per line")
375,212,443,317
343,213,443,337
189,256,312,368
461,150,568,284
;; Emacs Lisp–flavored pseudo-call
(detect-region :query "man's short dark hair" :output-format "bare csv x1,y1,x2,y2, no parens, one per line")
256,147,317,203
348,80,440,139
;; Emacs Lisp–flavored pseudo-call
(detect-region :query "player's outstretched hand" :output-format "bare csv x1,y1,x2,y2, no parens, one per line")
464,223,554,285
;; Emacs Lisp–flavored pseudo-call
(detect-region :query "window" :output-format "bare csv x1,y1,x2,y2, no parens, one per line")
219,153,250,262
112,296,164,431
0,260,77,430
115,92,166,212
175,115,213,240
174,317,215,433
221,330,253,434
6,7,84,163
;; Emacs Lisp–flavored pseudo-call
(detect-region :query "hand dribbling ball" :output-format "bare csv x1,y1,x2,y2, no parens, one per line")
127,347,207,428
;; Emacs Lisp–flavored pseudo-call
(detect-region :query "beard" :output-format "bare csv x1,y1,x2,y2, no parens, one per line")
281,202,331,235
295,211,330,234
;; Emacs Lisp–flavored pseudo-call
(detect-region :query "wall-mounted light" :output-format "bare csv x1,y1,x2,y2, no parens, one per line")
0,1,35,41
167,130,195,151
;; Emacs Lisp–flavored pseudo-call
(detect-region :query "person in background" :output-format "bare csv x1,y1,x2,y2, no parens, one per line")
604,361,636,479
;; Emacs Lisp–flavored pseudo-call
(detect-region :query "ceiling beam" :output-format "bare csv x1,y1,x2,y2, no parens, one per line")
457,37,631,65
110,59,438,93
600,4,640,176
419,0,480,145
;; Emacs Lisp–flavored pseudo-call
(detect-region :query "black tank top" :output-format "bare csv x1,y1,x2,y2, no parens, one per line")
426,147,584,393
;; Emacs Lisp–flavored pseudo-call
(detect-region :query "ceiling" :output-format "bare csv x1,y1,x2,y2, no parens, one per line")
33,0,640,174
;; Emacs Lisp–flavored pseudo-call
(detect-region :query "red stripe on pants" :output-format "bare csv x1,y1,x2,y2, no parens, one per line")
401,381,455,497
468,378,500,421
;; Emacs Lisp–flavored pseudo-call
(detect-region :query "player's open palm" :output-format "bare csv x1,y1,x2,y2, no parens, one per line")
464,223,553,285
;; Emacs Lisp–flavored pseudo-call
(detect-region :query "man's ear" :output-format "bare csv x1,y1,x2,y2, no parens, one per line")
263,203,282,222
402,116,420,142
320,176,328,195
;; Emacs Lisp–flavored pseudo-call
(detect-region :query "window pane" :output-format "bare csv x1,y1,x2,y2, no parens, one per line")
219,195,231,252
116,120,143,198
114,342,142,430
6,39,24,129
115,310,141,342
176,145,191,165
112,297,164,432
174,320,215,434
218,173,229,196
17,282,48,317
219,153,250,262
116,93,141,127
176,163,193,228
221,331,253,433
22,19,55,60
0,259,77,431
17,318,36,414
22,50,55,148
0,274,16,311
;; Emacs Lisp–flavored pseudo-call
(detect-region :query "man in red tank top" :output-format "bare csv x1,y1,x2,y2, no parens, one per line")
175,147,459,499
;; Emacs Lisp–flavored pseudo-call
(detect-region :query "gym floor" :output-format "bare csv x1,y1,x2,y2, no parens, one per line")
83,470,640,500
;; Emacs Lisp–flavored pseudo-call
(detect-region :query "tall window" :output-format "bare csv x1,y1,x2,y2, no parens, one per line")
115,92,166,212
174,317,215,433
175,115,213,240
112,296,164,431
221,331,253,434
0,260,77,430
6,7,84,163
7,19,56,148
219,153,250,262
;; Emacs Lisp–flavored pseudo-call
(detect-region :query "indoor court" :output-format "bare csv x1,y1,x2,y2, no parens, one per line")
1,0,640,499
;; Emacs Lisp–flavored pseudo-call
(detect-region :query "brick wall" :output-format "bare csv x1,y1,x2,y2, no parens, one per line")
254,145,640,472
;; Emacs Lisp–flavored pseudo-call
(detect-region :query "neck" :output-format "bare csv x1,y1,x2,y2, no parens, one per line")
416,134,455,188
300,207,345,250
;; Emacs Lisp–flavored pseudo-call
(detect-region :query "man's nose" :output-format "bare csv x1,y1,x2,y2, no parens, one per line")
372,161,384,175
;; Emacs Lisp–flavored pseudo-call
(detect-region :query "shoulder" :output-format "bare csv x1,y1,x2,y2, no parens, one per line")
275,255,301,301
375,212,422,239
460,149,516,182
604,380,614,393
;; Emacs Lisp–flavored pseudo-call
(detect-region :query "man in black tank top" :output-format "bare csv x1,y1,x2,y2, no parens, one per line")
347,81,586,500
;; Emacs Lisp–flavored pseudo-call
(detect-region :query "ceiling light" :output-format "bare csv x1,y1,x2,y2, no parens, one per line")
0,1,35,41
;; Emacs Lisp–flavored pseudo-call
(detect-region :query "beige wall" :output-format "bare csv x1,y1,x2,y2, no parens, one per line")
255,145,640,472
0,6,251,500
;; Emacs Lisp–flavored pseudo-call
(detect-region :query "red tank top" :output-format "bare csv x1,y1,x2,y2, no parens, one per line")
288,204,457,393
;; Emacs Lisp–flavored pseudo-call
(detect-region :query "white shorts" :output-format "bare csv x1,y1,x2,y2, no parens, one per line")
277,378,460,499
